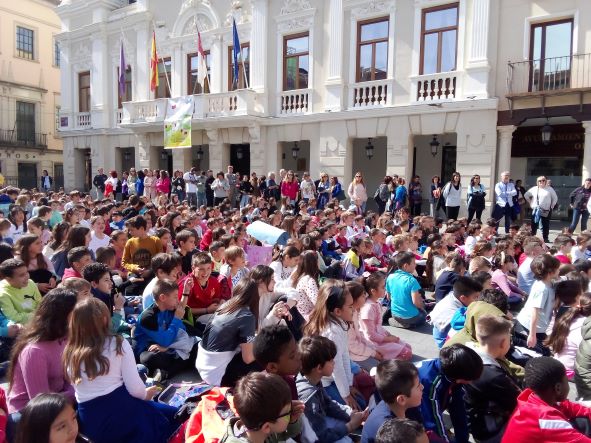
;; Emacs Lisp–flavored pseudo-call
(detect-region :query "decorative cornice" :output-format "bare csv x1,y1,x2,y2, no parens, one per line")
280,0,311,15
350,0,395,19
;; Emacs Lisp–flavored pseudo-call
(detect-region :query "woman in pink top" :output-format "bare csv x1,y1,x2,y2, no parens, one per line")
280,170,299,206
143,169,157,201
347,171,368,212
359,273,412,360
491,252,527,306
7,288,77,414
155,170,171,199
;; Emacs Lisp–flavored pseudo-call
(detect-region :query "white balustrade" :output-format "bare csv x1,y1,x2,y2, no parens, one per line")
413,72,458,102
349,79,392,109
77,112,91,128
279,89,311,115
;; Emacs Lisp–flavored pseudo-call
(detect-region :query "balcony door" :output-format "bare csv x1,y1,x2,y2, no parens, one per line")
529,19,573,91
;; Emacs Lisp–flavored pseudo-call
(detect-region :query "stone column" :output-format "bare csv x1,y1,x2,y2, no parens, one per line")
464,0,491,99
210,35,223,94
135,24,150,102
172,47,183,96
135,134,151,170
325,0,343,111
207,129,223,173
91,31,109,128
497,125,516,179
582,121,591,182
250,0,268,92
172,148,192,172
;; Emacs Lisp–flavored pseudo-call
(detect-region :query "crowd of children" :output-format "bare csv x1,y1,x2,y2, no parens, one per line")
2,169,591,443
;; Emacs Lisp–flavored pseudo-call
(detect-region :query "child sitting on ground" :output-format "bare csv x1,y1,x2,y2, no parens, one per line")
502,356,591,442
222,372,304,442
219,246,249,294
464,315,522,443
429,276,482,348
546,281,589,380
359,273,412,360
208,241,225,274
416,344,483,443
82,262,128,334
296,336,367,443
362,360,423,443
62,247,93,281
134,279,198,381
386,252,426,329
253,325,301,400
376,418,429,443
60,277,92,302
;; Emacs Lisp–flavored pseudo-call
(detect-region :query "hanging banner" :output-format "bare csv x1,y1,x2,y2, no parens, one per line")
164,96,194,149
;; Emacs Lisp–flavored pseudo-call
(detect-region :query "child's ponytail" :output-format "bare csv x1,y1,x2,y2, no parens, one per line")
545,292,591,354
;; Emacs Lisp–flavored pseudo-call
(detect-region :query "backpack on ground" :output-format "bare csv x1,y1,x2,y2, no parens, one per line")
168,387,236,443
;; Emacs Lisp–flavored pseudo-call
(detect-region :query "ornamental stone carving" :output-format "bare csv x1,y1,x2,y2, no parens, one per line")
280,0,312,15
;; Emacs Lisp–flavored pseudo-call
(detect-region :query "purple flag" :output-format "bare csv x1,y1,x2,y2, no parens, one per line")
119,40,126,97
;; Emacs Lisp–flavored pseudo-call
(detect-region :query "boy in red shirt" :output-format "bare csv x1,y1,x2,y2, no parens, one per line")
502,356,591,443
178,253,222,326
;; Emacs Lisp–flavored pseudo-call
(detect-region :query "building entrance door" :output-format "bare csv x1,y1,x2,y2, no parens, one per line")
18,163,37,190
230,144,250,178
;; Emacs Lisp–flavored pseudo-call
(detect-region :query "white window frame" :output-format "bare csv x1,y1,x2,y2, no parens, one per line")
275,6,316,96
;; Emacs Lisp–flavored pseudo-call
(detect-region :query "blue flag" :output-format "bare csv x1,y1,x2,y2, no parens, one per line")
119,40,126,97
232,18,241,87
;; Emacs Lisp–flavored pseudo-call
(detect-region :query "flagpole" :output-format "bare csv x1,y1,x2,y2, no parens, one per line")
152,21,173,97
241,53,249,89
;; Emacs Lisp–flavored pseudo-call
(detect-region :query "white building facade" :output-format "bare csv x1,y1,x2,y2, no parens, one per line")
55,0,591,215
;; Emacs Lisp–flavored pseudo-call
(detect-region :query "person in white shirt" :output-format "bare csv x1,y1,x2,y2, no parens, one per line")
183,167,198,207
524,176,558,243
442,172,462,220
64,297,178,443
300,172,316,203
493,171,517,233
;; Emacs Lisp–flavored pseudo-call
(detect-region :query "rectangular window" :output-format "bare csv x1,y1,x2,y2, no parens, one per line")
529,19,573,91
283,33,309,91
117,66,133,108
228,43,250,90
78,71,91,112
155,57,172,99
187,52,211,94
16,26,34,60
54,39,60,67
16,101,35,144
420,3,459,75
356,17,389,82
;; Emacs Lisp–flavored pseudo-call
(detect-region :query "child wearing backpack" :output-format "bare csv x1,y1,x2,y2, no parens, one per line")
416,344,483,443
221,372,304,443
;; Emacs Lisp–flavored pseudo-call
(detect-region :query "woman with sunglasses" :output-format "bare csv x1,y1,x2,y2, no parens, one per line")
348,172,368,213
467,175,486,223
524,176,558,243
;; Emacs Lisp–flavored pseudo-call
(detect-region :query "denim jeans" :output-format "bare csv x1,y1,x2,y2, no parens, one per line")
570,208,590,233
197,191,207,207
433,325,450,348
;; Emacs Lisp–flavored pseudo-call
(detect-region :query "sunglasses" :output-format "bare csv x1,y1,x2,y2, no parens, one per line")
538,179,547,183
251,409,292,431
355,175,362,178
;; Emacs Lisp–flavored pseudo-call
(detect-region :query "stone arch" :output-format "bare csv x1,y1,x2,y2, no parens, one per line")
172,1,221,37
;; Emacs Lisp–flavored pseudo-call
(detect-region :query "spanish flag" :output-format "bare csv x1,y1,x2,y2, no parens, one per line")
150,31,159,92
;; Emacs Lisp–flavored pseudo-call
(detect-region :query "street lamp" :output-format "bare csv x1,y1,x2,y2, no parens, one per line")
292,141,300,159
365,138,374,160
160,151,168,161
541,119,553,146
196,145,204,160
123,151,131,162
236,146,243,160
430,135,440,157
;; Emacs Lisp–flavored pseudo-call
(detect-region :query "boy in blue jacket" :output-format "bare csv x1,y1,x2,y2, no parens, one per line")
134,278,198,381
413,344,483,443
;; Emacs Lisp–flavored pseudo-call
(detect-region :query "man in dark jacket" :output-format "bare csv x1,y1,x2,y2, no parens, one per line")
92,168,108,200
205,169,215,207
569,178,591,233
